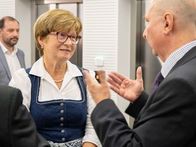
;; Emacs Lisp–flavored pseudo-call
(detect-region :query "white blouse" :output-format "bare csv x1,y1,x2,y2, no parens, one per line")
9,57,100,146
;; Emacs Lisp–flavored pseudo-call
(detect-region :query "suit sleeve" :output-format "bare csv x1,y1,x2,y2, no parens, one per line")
125,92,148,118
91,99,143,147
10,89,50,147
91,78,196,147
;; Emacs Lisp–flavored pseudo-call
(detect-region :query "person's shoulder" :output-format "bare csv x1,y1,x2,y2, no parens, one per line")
67,61,83,75
0,85,18,92
11,68,27,78
17,48,25,55
0,85,22,107
0,85,21,97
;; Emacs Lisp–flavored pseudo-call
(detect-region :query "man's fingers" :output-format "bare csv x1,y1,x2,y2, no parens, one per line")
110,85,120,95
110,72,125,81
108,72,124,86
136,66,143,81
94,70,107,84
107,76,120,89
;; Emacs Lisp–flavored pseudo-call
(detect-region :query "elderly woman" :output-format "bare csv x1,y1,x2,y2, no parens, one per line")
9,9,99,147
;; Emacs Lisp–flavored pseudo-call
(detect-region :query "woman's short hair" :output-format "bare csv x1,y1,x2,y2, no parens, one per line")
33,9,82,56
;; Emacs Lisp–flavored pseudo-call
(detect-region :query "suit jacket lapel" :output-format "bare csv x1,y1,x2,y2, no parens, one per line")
16,50,25,68
134,46,196,127
0,47,11,79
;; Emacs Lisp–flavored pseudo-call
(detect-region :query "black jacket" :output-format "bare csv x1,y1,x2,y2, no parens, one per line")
0,85,49,147
91,46,196,147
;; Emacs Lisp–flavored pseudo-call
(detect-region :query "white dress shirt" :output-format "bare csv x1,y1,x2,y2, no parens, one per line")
0,42,21,76
161,40,196,77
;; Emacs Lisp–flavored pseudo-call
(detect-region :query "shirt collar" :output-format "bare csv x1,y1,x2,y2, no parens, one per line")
0,41,18,54
161,40,196,78
30,57,83,79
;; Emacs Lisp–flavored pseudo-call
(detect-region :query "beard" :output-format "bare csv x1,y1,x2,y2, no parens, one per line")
3,37,18,47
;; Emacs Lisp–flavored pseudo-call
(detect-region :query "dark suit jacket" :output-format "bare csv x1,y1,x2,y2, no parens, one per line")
0,86,49,147
91,46,196,147
0,46,26,85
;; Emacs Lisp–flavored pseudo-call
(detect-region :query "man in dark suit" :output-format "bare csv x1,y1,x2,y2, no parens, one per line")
84,0,196,147
0,85,49,147
0,16,26,85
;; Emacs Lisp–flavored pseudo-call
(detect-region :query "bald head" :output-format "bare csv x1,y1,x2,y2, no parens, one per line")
143,0,196,61
151,0,196,27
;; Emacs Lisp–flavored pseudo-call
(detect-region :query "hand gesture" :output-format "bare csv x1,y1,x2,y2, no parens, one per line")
107,66,144,102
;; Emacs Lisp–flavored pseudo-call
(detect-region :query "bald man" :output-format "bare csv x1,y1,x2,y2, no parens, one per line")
84,0,196,147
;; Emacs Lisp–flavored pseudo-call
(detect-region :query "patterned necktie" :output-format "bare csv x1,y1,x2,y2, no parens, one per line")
152,72,164,94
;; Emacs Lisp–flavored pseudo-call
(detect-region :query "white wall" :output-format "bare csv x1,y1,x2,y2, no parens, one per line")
83,0,132,123
15,0,32,67
0,0,15,17
118,0,135,125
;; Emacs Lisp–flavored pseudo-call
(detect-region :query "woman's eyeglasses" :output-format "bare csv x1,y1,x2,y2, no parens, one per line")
50,32,81,45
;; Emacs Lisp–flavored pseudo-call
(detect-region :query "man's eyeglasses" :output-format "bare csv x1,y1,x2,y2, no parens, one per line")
50,32,81,45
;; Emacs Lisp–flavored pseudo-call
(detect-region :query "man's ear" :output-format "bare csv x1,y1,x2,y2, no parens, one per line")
163,12,174,34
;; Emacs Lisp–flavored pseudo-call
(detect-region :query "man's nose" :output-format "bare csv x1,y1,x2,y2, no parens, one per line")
143,29,147,39
13,30,19,36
